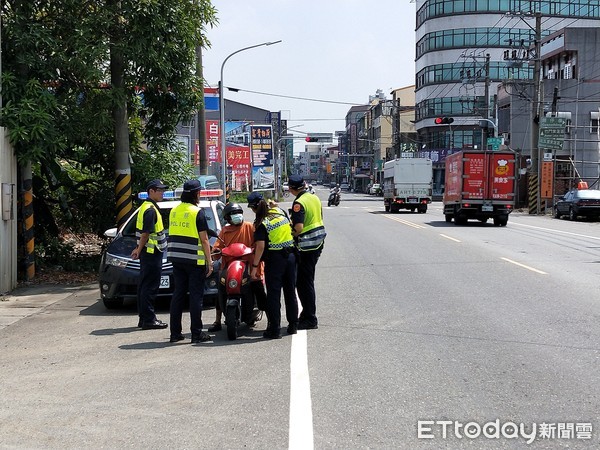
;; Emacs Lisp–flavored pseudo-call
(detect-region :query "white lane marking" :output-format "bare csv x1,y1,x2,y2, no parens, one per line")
289,331,314,450
511,221,600,241
501,257,548,275
440,233,461,243
382,215,425,229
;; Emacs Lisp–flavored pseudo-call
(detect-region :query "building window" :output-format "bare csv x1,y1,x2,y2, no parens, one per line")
590,112,599,135
416,0,600,28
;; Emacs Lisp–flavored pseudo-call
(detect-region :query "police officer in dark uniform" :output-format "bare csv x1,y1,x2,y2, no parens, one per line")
248,192,298,339
288,175,326,330
167,180,213,343
131,179,169,330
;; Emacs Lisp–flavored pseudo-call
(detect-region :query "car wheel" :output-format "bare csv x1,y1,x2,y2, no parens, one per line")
445,214,452,223
569,207,577,221
554,208,561,219
103,297,124,309
384,203,390,212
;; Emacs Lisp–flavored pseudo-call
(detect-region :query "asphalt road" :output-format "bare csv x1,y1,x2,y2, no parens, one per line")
1,187,599,449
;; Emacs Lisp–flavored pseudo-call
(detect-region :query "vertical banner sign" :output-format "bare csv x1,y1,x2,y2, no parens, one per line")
226,145,251,191
204,87,219,111
250,125,274,190
206,120,220,163
540,161,554,199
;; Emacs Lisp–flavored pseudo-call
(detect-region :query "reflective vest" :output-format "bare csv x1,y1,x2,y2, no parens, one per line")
295,193,326,251
167,203,206,265
135,201,167,254
263,208,294,251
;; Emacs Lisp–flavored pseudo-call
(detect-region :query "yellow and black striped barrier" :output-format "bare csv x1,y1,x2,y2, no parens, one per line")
528,174,545,214
115,171,133,228
21,177,35,281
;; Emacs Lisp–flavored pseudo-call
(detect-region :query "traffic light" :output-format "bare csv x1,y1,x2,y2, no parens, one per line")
434,117,454,125
305,137,319,142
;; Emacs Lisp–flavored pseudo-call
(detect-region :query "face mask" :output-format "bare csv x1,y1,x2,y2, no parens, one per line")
229,213,244,225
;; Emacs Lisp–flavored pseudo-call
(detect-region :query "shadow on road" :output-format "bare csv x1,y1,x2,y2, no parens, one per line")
116,325,281,350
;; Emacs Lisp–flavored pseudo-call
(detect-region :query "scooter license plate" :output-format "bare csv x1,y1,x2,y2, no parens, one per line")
159,276,170,289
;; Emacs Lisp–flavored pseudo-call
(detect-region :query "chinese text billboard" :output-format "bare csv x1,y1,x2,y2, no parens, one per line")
250,125,274,190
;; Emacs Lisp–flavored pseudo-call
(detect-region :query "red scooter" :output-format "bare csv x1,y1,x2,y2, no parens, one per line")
216,241,262,340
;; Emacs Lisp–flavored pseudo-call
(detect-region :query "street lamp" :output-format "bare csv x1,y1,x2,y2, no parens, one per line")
219,40,282,203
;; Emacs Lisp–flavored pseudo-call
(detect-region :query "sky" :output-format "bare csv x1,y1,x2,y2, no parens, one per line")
201,0,417,154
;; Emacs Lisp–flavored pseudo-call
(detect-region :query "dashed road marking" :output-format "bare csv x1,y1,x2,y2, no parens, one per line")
440,234,461,242
501,257,548,275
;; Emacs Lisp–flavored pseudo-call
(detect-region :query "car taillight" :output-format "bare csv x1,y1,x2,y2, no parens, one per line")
506,205,512,209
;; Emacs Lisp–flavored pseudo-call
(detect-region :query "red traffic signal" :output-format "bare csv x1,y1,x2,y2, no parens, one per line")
434,117,454,125
305,137,319,142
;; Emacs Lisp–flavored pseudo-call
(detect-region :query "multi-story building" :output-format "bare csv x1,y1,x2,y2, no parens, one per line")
498,26,600,200
414,0,600,159
344,105,370,192
390,85,418,161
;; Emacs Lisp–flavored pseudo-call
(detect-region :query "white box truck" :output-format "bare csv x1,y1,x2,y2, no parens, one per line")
383,158,433,213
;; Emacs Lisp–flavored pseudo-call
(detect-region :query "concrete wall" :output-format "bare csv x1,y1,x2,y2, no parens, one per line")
0,127,18,293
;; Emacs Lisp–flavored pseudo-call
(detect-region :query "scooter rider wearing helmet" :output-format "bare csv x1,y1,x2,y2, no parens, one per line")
208,202,266,332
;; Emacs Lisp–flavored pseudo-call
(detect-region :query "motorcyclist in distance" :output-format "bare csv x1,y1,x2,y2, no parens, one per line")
307,183,316,195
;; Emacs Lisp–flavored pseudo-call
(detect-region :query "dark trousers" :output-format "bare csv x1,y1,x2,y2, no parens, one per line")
297,246,322,326
264,250,298,333
137,249,163,324
170,263,206,337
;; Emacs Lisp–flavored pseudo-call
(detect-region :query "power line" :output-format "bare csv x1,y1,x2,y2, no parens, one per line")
225,86,365,106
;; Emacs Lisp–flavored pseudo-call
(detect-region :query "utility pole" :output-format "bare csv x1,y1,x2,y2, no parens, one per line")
483,53,491,144
529,12,543,214
196,45,207,175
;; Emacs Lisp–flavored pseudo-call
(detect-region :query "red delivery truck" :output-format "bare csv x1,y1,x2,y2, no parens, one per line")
443,150,517,226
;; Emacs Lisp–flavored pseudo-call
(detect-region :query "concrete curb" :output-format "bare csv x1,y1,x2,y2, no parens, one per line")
0,283,97,331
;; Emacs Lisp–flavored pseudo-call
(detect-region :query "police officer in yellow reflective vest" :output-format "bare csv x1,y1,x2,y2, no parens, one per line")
288,175,326,330
248,192,298,339
167,180,213,344
131,179,169,330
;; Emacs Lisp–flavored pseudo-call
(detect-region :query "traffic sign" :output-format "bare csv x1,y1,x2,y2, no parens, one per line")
487,137,504,150
540,117,566,128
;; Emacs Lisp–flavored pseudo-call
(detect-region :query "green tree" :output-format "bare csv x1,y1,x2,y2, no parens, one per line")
1,0,218,277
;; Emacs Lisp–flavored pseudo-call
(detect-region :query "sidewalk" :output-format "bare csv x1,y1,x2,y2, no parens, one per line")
0,283,96,331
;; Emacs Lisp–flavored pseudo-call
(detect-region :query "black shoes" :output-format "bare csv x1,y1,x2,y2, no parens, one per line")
207,322,222,332
287,323,298,335
191,331,212,343
297,321,318,330
141,319,168,330
263,330,282,340
169,334,185,343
